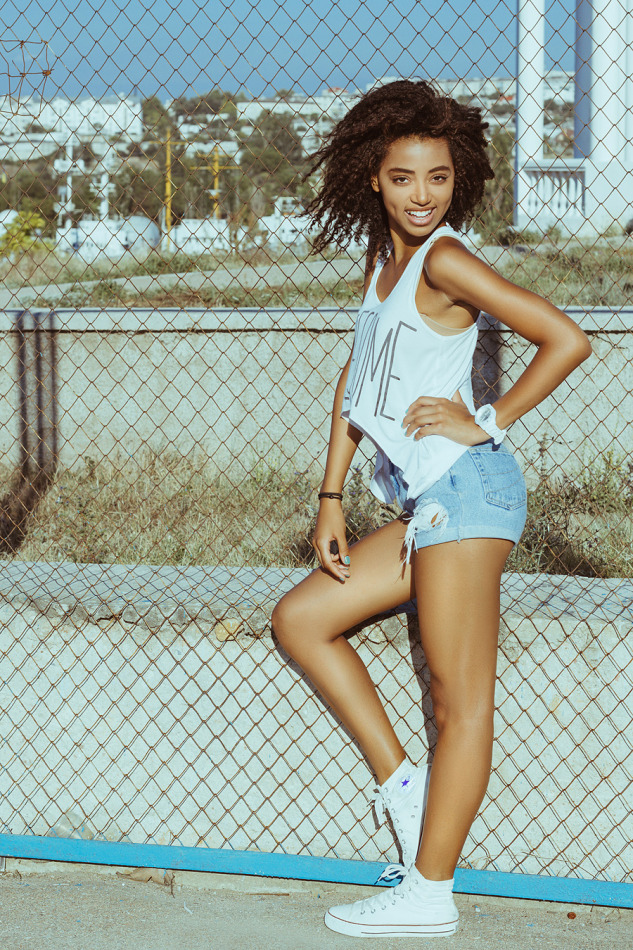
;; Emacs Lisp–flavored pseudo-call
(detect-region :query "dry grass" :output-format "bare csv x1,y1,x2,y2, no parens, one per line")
1,451,631,578
0,247,233,292
0,453,381,568
498,243,633,308
1,454,316,567
5,240,633,310
41,276,364,310
507,451,633,577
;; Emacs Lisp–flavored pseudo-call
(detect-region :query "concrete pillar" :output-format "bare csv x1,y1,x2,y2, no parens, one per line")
575,0,630,161
590,0,628,162
515,0,545,166
574,0,593,159
574,0,633,230
514,0,545,230
624,0,633,166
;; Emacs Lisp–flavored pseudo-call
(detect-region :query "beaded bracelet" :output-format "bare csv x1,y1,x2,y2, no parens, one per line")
318,491,343,501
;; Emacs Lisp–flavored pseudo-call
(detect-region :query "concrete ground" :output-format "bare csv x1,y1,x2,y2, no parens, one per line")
1,860,632,950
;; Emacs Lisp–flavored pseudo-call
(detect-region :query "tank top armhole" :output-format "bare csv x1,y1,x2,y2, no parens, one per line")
422,228,470,273
364,247,389,303
426,226,468,254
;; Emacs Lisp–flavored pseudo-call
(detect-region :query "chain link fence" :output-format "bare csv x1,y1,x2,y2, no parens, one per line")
0,0,632,900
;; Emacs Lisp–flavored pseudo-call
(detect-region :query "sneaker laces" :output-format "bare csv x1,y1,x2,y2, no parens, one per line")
372,784,407,838
372,785,389,823
360,891,397,915
373,787,407,884
376,863,406,884
361,873,416,915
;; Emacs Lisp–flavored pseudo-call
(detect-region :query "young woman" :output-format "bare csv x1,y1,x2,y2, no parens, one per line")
272,80,591,938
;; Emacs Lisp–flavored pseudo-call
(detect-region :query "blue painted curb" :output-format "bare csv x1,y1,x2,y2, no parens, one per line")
1,834,631,908
0,834,388,886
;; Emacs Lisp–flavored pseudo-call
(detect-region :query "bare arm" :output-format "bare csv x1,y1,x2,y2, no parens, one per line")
313,355,364,582
403,239,592,443
320,357,363,494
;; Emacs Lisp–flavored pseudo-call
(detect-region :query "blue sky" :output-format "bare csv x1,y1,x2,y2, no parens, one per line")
1,0,576,101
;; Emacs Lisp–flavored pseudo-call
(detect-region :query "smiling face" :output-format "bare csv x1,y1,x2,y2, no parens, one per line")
371,136,455,244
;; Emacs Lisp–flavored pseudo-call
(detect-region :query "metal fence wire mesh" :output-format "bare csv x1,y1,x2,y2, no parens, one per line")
0,0,632,888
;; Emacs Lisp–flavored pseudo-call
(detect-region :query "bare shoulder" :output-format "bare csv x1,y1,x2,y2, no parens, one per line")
424,236,502,299
424,235,591,352
425,236,484,279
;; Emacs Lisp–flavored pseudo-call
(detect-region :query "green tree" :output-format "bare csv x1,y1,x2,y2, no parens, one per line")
172,89,244,121
218,165,243,218
475,130,515,242
70,176,100,223
0,165,57,234
113,163,164,221
113,138,195,224
142,96,172,139
240,110,309,216
178,155,212,218
0,210,47,257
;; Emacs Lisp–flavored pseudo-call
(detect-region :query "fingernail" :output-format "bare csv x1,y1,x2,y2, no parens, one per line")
343,555,350,565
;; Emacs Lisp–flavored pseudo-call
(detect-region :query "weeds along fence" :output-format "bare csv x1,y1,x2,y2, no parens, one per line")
0,0,632,908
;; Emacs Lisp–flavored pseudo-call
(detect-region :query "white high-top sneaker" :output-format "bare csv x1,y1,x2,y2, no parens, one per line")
373,761,430,872
325,866,459,938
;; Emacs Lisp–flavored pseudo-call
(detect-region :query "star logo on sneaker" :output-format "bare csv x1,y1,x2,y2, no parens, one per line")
401,777,411,787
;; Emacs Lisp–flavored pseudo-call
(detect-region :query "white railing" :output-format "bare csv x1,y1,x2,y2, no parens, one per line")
515,160,585,233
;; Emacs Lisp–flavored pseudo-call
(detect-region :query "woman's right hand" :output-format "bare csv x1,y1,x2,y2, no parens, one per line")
312,501,351,582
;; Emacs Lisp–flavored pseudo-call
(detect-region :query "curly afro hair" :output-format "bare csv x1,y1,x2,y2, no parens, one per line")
307,79,493,257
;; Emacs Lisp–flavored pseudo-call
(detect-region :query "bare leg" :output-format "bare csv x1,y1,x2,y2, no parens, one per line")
413,538,512,881
272,518,414,785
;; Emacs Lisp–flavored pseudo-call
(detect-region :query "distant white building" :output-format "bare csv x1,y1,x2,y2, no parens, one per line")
57,215,160,262
236,96,299,124
258,198,312,251
236,87,357,153
256,197,367,253
179,137,241,161
369,71,573,108
165,217,234,254
41,95,144,143
176,112,235,137
0,94,143,147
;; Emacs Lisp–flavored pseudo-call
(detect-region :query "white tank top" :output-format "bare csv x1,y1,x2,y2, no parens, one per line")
341,225,479,503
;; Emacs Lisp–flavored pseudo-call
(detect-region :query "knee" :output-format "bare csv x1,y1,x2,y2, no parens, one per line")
271,595,299,654
430,676,495,734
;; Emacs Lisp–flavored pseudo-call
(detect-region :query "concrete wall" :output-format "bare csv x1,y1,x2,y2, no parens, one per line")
0,307,631,485
0,563,631,882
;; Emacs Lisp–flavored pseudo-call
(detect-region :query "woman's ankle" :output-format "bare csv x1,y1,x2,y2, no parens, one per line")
375,752,407,787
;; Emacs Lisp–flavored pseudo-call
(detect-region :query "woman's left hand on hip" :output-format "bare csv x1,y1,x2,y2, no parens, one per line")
402,390,487,445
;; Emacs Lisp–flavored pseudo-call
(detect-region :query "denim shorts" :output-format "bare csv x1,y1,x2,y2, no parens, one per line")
390,441,527,557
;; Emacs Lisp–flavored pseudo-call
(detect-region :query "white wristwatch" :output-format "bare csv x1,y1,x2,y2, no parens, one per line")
474,404,507,445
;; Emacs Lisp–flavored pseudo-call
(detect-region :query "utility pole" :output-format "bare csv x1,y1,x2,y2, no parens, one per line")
209,146,238,218
189,146,238,219
142,130,175,248
212,146,220,218
164,126,172,248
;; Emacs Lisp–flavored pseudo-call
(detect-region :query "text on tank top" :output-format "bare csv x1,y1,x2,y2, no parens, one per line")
341,224,479,503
